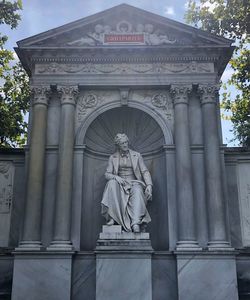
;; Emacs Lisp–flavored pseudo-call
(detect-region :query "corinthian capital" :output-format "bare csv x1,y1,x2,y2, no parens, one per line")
57,85,79,105
31,86,51,106
198,85,220,105
170,85,192,105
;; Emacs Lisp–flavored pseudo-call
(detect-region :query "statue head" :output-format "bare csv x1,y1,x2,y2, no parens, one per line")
145,24,154,34
114,133,129,152
95,24,103,34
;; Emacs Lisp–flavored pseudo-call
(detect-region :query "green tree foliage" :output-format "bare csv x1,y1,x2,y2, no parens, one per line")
0,0,30,147
185,0,250,146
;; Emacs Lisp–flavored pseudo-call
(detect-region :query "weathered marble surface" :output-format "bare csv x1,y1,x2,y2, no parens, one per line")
96,256,152,300
12,253,73,300
177,253,239,300
237,254,250,299
0,161,14,247
152,253,178,300
72,253,96,300
96,226,153,300
237,162,250,247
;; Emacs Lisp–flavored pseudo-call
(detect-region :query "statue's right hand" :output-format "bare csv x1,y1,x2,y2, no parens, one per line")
115,176,127,185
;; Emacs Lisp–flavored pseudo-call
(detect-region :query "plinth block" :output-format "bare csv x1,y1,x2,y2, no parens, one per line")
11,252,73,300
96,227,153,300
176,252,239,300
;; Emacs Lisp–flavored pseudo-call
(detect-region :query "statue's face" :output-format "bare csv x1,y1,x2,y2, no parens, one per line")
118,138,129,152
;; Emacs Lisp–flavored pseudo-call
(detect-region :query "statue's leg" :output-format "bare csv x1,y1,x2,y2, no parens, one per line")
127,183,147,231
101,179,131,231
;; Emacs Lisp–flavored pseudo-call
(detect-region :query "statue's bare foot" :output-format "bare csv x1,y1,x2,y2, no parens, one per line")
107,218,114,226
132,224,140,233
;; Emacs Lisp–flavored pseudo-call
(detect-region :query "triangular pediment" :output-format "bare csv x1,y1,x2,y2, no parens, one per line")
17,4,232,49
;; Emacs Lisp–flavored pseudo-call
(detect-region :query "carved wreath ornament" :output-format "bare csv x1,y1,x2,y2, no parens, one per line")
77,93,99,121
151,93,173,121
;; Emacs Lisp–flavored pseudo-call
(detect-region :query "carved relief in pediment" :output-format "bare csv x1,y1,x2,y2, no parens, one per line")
66,20,176,46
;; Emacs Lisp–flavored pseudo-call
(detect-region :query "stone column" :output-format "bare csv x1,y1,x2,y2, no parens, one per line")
171,85,200,250
198,85,230,249
18,86,50,250
48,86,78,250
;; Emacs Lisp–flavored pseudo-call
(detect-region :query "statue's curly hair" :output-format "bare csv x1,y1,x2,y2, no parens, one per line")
114,133,129,146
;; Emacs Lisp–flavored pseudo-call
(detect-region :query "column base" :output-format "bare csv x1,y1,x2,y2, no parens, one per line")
207,241,234,251
176,240,202,251
15,241,43,251
47,240,74,251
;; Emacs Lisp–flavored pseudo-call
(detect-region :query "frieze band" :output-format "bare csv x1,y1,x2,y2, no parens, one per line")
35,61,214,75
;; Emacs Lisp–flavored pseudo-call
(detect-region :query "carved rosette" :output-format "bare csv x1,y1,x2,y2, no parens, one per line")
170,85,192,105
31,86,51,106
57,86,79,105
198,85,219,105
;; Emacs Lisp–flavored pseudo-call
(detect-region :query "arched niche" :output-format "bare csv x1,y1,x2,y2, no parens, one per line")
80,106,171,251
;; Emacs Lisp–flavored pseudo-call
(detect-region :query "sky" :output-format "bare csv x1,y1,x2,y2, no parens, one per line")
2,0,237,146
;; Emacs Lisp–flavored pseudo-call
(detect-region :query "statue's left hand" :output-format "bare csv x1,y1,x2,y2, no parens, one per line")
145,185,152,201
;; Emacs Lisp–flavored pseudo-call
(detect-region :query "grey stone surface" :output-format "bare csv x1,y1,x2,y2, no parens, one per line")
0,256,13,299
0,4,247,300
41,150,58,247
96,226,153,300
96,255,152,300
237,162,250,247
152,253,178,300
236,254,250,299
0,161,14,247
12,253,73,300
72,253,96,300
177,253,239,300
102,225,121,233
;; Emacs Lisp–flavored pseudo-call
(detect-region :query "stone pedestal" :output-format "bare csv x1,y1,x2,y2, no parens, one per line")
176,251,239,300
11,252,73,300
95,225,153,300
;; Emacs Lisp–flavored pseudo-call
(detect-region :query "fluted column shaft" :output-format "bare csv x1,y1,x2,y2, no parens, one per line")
199,85,229,249
49,86,78,250
171,85,199,250
20,86,50,250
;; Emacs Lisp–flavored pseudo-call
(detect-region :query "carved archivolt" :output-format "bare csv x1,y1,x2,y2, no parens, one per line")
75,90,174,129
0,162,14,214
35,61,214,75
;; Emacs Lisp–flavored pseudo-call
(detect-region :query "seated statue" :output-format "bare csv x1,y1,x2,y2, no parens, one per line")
101,133,152,233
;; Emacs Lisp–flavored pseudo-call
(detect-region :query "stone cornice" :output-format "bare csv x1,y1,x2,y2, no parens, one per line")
31,55,218,64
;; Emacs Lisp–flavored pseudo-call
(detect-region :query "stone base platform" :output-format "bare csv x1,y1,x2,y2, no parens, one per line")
11,251,73,300
95,225,153,300
176,251,239,300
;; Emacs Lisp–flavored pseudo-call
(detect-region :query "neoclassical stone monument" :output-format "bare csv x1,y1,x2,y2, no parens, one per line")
0,4,250,300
